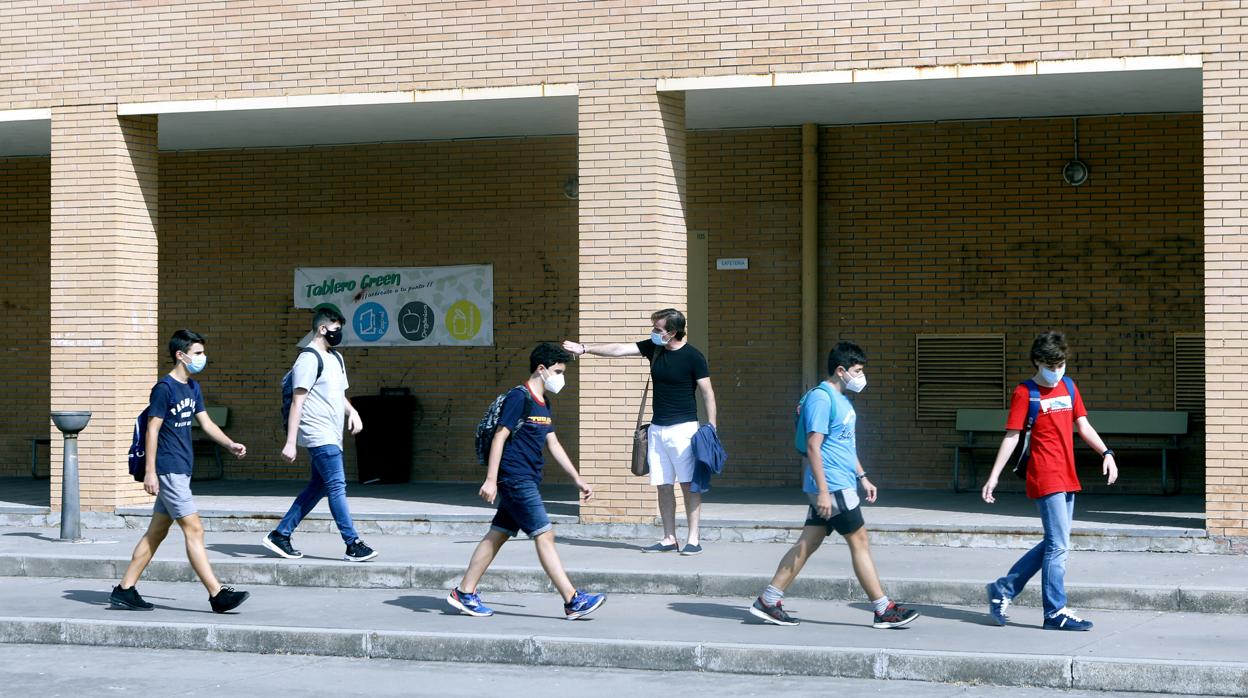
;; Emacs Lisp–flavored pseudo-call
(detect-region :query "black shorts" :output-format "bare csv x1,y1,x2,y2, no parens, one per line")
804,489,865,536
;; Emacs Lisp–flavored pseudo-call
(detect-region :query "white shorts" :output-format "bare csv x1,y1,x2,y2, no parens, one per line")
647,421,699,486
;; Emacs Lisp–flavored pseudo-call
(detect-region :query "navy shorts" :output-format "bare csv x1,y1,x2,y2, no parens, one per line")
490,478,552,538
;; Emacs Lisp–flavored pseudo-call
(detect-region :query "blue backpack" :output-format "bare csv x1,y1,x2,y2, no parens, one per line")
281,347,345,430
474,386,536,465
793,382,838,455
1011,376,1076,479
127,376,191,482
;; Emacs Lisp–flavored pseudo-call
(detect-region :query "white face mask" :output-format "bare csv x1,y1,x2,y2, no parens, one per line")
842,370,867,393
542,370,566,394
1040,364,1065,384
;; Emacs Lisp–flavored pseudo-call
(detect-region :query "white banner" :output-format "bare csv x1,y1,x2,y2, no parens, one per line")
293,265,493,346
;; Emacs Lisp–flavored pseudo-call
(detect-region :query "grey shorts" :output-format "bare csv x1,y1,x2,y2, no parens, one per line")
153,473,198,520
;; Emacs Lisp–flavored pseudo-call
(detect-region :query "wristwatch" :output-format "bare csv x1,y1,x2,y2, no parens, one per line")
856,472,868,480
1101,449,1114,458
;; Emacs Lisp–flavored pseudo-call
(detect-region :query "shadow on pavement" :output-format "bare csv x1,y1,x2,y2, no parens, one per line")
206,543,271,558
62,589,113,606
848,601,996,627
667,600,860,628
385,594,569,621
3,531,58,542
556,537,645,551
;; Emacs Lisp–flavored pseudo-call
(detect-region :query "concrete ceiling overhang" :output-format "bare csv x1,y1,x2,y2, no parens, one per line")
0,110,51,157
152,93,579,151
677,68,1202,129
0,57,1203,157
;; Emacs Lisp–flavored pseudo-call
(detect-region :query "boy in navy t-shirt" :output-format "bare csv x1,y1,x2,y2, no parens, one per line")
109,330,251,614
447,343,606,620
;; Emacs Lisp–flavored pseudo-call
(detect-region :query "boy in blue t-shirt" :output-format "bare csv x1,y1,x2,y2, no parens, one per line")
447,343,606,620
109,330,250,614
747,341,919,629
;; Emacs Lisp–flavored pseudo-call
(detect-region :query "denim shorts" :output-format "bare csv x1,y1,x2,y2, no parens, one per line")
490,478,552,538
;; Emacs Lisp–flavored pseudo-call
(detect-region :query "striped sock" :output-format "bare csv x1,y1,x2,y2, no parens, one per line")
762,585,784,606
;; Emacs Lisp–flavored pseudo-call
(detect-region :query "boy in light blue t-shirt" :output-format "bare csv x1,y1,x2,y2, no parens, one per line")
747,341,920,629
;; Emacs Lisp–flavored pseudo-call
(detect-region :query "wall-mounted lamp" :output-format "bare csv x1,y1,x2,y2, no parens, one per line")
563,175,579,200
1062,118,1089,186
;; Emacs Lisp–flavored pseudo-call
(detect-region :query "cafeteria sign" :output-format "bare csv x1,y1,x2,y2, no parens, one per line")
294,265,493,346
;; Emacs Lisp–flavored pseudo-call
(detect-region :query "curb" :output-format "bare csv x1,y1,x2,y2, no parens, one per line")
0,511,1225,553
3,553,1246,614
2,616,1244,695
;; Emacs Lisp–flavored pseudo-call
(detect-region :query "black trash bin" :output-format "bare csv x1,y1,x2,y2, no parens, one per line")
351,390,416,484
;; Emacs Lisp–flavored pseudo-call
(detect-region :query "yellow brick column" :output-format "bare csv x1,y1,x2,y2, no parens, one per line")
576,84,687,522
49,105,158,513
1205,54,1248,551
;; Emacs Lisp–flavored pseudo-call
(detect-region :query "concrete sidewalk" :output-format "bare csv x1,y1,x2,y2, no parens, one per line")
1,576,1245,695
4,525,1247,693
0,479,1215,552
2,526,1246,613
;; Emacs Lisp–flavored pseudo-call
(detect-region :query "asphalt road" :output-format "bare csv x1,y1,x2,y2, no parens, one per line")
0,644,1226,698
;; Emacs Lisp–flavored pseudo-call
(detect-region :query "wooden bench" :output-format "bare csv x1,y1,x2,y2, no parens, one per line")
952,408,1189,495
191,406,230,481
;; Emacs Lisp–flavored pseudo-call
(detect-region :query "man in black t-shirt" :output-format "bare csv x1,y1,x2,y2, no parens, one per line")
564,308,718,555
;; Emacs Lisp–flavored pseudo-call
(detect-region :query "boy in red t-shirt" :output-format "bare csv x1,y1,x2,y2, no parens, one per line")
981,332,1118,631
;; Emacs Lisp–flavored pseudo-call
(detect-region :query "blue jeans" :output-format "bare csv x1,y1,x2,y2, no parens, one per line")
276,444,359,544
992,492,1075,618
489,478,552,538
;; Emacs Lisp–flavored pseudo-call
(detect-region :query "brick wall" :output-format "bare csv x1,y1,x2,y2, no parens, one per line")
576,86,689,520
0,2,1221,110
3,114,1205,496
690,128,804,487
158,137,580,483
0,157,49,478
694,115,1204,492
49,108,160,511
1204,49,1248,539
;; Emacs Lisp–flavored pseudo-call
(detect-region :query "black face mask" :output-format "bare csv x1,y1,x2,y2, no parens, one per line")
324,328,343,347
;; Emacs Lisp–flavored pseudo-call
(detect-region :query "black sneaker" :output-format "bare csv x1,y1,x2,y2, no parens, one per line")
748,597,798,626
873,601,920,629
679,543,703,556
641,542,679,553
344,539,378,562
209,586,250,614
109,585,154,611
262,531,303,559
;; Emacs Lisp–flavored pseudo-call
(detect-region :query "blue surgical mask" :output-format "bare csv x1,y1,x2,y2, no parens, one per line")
650,330,668,346
186,354,207,374
1040,364,1064,384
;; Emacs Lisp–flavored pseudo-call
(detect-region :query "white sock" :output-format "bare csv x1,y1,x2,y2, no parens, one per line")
871,596,891,614
762,585,784,606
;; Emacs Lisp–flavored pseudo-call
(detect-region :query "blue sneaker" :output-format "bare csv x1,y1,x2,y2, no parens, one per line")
1044,608,1093,631
447,588,494,617
986,582,1011,626
564,590,606,620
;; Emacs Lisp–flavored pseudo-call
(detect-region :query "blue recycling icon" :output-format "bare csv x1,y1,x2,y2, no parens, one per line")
352,302,389,342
